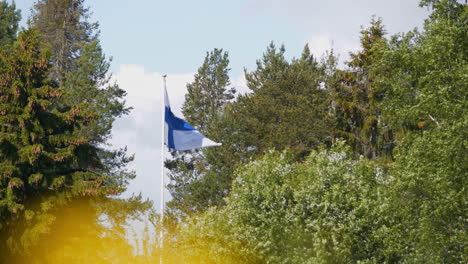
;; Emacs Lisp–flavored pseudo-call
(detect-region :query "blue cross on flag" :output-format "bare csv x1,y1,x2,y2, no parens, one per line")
164,87,221,150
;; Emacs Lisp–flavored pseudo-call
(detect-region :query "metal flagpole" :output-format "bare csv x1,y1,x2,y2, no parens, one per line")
160,74,167,264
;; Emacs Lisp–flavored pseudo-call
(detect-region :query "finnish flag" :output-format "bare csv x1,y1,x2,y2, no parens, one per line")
164,87,221,150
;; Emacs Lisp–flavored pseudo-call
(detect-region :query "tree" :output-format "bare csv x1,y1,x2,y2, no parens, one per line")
169,143,389,263
0,29,104,222
330,17,394,160
378,127,466,263
240,43,332,157
29,0,97,82
374,0,467,133
0,30,149,263
29,0,133,186
61,40,128,143
0,0,21,47
371,1,467,261
0,29,117,255
207,43,332,183
166,49,235,218
182,48,235,133
30,0,130,142
141,1,466,262
167,44,334,218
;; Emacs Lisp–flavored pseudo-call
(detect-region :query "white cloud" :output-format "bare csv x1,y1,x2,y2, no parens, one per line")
232,73,250,95
306,33,360,66
307,34,334,60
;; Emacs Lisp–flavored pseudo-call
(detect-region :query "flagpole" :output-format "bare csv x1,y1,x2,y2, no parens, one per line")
160,74,167,264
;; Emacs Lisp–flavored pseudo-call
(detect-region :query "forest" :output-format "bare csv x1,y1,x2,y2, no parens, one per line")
0,0,466,263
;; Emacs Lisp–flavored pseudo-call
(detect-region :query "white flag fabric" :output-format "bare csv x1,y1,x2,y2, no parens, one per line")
164,87,221,150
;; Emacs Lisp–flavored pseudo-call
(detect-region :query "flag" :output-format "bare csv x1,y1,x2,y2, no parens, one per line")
164,87,221,150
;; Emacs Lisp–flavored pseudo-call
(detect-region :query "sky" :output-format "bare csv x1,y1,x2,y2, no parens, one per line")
13,0,430,210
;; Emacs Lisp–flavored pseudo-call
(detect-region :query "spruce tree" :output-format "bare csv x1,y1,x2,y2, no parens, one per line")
61,39,130,144
330,18,394,159
0,0,21,47
29,0,97,82
0,29,123,254
29,0,133,183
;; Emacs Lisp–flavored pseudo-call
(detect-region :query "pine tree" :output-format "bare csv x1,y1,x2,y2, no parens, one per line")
0,0,21,47
167,43,334,217
182,48,234,133
166,48,234,217
214,43,332,163
241,43,332,157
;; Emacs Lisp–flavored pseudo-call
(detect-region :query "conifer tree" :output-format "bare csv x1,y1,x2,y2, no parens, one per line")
0,0,21,47
29,0,97,82
330,18,394,159
29,0,133,182
211,43,332,164
166,49,234,217
61,39,130,145
182,48,235,133
0,30,127,254
240,43,332,157
167,43,333,217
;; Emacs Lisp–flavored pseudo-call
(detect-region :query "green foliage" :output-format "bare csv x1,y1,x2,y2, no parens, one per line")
167,43,334,219
61,39,130,144
373,0,467,133
1,0,463,262
171,131,466,263
0,29,122,254
30,0,98,82
166,48,235,217
330,17,394,160
171,143,388,263
367,1,468,261
30,0,134,193
182,48,235,133
0,0,20,48
203,43,331,207
380,126,467,263
30,0,131,143
238,43,332,157
161,2,467,263
0,1,139,260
